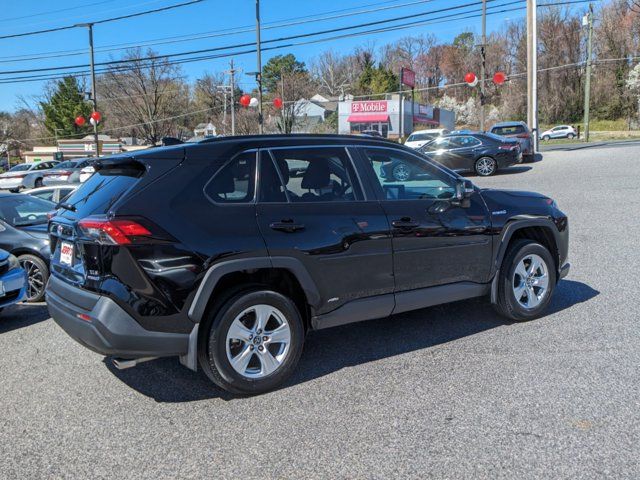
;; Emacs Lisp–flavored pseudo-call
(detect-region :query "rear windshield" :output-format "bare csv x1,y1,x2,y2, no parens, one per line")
407,133,438,142
61,169,142,217
0,195,54,227
492,125,526,135
8,164,32,172
55,161,77,169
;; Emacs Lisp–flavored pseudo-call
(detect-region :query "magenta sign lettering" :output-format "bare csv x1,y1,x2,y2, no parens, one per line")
351,101,388,113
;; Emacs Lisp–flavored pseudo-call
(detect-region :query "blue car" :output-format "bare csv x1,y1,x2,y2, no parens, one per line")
0,249,27,312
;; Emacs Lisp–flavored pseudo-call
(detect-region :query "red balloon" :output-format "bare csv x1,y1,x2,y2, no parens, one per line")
464,72,477,85
273,97,283,109
493,71,507,85
90,111,102,122
239,94,251,107
75,116,86,127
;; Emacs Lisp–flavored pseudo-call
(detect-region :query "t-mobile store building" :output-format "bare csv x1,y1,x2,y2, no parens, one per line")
338,95,454,139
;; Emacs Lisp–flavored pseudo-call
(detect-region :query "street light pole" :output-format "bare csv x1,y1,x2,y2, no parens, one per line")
582,3,594,143
78,23,100,157
255,0,264,134
229,59,236,136
479,0,487,132
526,0,539,152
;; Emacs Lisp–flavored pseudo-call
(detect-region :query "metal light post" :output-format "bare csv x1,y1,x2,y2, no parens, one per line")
77,23,100,157
479,0,487,132
526,0,539,152
255,0,263,134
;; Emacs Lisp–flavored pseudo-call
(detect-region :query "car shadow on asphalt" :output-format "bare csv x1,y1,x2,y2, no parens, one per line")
105,279,598,403
0,302,50,334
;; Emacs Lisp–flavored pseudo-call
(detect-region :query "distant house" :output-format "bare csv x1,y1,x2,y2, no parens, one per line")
193,122,217,138
292,94,338,133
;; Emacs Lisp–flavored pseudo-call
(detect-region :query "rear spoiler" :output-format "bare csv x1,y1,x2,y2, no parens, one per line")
94,156,145,172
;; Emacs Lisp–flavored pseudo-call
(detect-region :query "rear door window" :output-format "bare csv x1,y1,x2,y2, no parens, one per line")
265,147,362,203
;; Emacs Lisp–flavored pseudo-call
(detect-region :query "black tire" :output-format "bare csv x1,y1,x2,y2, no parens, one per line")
523,154,535,163
542,135,550,141
474,156,497,176
18,254,49,302
494,239,556,322
199,288,305,395
34,178,43,188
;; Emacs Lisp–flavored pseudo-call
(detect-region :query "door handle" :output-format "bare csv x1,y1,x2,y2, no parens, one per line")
270,219,305,233
391,217,420,230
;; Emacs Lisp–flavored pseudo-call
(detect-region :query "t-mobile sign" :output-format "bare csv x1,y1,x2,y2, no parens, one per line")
351,101,388,113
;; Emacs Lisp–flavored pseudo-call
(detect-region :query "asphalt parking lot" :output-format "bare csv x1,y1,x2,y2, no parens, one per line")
1,144,638,479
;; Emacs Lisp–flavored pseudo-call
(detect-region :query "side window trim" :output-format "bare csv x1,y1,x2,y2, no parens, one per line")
262,149,291,203
202,149,258,206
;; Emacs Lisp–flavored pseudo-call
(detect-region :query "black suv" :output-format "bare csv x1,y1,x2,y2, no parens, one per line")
46,135,569,395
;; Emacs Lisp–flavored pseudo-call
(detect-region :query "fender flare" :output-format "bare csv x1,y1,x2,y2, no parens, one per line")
187,256,321,323
490,217,560,304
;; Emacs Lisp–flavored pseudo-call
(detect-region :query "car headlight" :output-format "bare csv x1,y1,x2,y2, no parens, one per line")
7,254,20,271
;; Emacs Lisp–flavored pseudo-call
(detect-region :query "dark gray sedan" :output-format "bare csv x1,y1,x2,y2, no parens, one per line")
0,193,52,302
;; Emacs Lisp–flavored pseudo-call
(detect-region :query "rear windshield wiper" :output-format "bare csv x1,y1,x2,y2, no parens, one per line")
57,202,76,212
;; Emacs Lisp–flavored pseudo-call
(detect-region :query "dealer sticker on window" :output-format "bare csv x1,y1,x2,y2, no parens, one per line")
60,242,74,266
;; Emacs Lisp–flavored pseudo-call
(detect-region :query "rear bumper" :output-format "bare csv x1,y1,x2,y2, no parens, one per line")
42,177,71,186
46,275,190,359
0,179,24,190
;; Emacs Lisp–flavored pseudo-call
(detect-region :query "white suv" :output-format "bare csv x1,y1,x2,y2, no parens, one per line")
540,125,577,141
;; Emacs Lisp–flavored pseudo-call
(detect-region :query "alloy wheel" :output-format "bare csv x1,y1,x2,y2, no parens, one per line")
225,304,292,379
476,157,496,176
392,164,411,182
20,258,45,301
512,254,549,309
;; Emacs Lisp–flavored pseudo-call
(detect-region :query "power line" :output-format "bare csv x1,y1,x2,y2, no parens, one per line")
0,0,598,84
0,0,438,64
0,0,207,40
3,0,115,22
0,0,509,75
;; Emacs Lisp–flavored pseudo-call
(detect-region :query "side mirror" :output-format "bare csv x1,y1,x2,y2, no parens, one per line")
455,179,475,201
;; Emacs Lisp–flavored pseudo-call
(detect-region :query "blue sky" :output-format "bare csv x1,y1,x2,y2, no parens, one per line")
0,0,540,112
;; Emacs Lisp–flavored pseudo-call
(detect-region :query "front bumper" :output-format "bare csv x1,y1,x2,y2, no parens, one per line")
0,268,27,307
46,275,190,359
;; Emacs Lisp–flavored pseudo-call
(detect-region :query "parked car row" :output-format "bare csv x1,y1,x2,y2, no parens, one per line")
0,158,95,193
42,134,569,396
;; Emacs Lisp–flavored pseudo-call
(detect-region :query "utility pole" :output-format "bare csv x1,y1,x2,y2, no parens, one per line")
229,59,236,136
526,0,539,152
255,0,264,134
583,3,594,143
78,23,101,157
479,0,487,132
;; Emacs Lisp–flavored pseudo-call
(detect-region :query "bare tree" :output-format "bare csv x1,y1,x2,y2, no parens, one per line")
310,50,358,97
99,48,190,144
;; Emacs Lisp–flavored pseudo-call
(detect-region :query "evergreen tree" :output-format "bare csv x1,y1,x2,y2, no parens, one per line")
40,76,93,138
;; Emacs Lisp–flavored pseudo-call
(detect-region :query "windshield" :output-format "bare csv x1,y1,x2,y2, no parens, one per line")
0,195,54,227
8,164,32,172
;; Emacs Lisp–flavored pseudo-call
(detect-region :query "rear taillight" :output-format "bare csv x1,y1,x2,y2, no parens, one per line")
78,218,153,245
499,144,518,150
46,170,71,176
516,133,531,139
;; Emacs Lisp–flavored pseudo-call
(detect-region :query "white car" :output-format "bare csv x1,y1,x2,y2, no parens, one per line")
23,185,77,204
404,129,450,149
0,161,60,192
79,165,95,183
540,125,577,141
